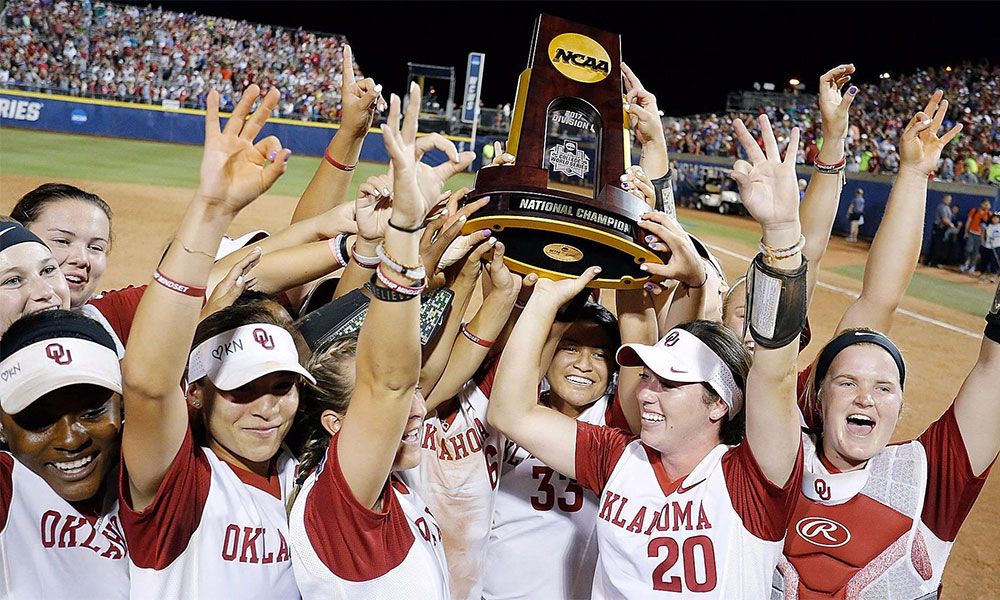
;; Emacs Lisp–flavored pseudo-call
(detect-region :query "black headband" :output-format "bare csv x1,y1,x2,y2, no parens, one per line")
814,329,905,391
0,222,46,252
1,309,116,360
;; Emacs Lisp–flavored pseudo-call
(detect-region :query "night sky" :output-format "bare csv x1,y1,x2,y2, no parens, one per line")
122,1,1000,116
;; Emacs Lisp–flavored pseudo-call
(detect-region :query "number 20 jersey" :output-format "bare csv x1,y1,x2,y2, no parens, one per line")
574,423,804,598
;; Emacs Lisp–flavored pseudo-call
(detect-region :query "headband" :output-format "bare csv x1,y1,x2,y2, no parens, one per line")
814,329,905,391
0,222,46,252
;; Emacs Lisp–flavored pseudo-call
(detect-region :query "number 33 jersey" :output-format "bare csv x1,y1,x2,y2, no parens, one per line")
574,422,804,599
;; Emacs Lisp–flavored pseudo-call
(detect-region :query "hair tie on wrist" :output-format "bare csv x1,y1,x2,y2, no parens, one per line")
388,220,425,234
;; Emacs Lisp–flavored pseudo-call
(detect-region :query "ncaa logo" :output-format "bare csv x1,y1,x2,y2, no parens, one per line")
796,517,851,548
252,328,275,350
45,343,73,365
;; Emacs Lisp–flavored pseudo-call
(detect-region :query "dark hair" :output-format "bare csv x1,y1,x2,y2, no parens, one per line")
2,309,115,358
11,184,113,244
192,303,300,352
286,336,358,506
575,302,621,355
676,320,751,446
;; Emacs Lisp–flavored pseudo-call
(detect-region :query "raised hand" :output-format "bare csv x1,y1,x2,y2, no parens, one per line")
201,248,261,318
339,44,385,135
730,115,801,236
482,241,523,297
621,62,663,146
817,64,858,146
198,85,290,214
414,133,476,204
899,90,963,176
380,84,431,230
637,211,707,290
355,173,394,242
620,165,656,209
528,267,602,311
488,141,515,167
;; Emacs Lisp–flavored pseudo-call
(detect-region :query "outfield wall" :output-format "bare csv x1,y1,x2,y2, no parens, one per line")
3,88,995,254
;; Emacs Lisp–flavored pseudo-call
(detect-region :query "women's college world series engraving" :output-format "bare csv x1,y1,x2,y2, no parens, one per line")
461,14,662,289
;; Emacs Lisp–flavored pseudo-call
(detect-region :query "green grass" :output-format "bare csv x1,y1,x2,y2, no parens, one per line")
829,263,994,317
675,214,761,250
0,127,475,198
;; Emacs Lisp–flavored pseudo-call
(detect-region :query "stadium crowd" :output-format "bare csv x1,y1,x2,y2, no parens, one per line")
0,0,355,121
665,62,1000,184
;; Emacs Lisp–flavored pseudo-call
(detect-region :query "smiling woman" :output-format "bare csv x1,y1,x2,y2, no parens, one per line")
11,183,113,308
0,309,128,599
0,219,71,337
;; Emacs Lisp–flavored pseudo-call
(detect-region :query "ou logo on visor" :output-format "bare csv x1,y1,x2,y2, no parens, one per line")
796,517,851,548
252,328,275,350
45,343,73,365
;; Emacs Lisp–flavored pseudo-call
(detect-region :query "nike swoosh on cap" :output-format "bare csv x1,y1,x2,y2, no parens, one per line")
669,366,688,373
0,226,15,238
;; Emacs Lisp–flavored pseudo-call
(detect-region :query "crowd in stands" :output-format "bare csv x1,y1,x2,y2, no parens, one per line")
0,0,356,122
665,62,1000,184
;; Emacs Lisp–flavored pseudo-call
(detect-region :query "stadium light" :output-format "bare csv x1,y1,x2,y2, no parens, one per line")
788,78,800,87
946,66,952,72
763,82,775,91
880,72,891,79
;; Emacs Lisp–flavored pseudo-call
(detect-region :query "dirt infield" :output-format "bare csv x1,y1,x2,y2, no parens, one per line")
2,174,997,598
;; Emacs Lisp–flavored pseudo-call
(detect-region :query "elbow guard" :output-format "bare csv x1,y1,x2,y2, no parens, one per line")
745,253,808,349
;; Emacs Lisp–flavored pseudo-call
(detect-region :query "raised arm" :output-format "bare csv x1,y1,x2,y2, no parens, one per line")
292,45,384,223
121,86,289,509
622,62,669,180
334,85,431,509
488,267,603,479
837,91,962,334
730,115,804,486
953,283,1000,476
801,64,857,304
613,287,657,434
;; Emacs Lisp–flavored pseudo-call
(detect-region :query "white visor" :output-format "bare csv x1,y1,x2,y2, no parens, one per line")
187,324,315,391
214,230,269,261
617,328,744,419
0,338,122,414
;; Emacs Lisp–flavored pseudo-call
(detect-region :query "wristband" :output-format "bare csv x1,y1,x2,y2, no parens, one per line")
650,169,675,217
460,323,494,348
745,253,808,349
153,269,206,298
376,264,426,295
376,243,426,280
814,156,846,174
329,234,348,268
365,275,419,302
351,245,381,269
324,148,356,172
388,220,425,234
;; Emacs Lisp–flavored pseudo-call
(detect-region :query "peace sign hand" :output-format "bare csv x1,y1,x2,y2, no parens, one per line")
730,115,801,238
198,85,290,215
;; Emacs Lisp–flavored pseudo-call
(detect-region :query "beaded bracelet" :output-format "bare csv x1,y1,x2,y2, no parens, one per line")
376,243,426,280
329,234,349,268
759,235,806,261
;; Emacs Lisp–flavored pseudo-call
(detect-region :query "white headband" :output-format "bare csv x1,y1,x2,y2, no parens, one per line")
617,328,744,419
187,324,315,391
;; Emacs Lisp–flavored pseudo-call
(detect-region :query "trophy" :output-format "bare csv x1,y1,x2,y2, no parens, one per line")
462,14,661,289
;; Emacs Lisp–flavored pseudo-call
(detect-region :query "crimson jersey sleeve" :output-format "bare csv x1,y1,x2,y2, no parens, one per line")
918,405,996,542
118,427,211,569
88,285,146,347
303,432,416,581
474,356,500,397
721,439,804,542
0,453,13,532
574,421,636,496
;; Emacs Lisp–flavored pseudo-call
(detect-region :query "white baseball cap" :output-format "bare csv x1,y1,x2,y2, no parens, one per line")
0,337,122,414
616,328,744,419
187,323,315,391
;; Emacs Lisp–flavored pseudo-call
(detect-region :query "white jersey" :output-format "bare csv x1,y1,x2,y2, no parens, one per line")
775,406,996,599
0,452,128,599
289,433,450,600
483,395,611,600
416,362,504,600
575,422,803,599
119,429,298,600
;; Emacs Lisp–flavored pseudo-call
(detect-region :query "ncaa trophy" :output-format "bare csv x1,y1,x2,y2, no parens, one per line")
462,14,661,288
